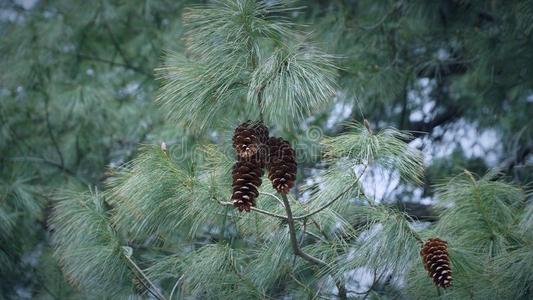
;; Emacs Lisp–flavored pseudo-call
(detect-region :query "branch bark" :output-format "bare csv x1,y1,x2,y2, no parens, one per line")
280,194,347,300
408,105,462,138
281,194,326,266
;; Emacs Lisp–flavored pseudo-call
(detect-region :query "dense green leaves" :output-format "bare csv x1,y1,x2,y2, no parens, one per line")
322,122,424,184
49,189,132,296
435,171,525,254
1,0,532,298
407,173,531,299
157,0,337,130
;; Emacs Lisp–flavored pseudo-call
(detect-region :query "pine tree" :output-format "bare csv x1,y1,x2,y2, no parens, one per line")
0,0,190,297
1,0,532,299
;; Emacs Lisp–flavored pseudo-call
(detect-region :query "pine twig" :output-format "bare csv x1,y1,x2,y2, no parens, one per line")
250,206,287,219
259,191,285,207
216,199,288,220
310,219,329,241
122,247,167,300
304,230,329,243
292,219,308,267
294,165,367,221
10,156,90,185
169,275,184,300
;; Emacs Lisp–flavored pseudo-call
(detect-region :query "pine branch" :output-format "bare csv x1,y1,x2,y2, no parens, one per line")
77,53,152,77
216,199,287,220
280,194,326,266
280,194,347,300
294,165,367,221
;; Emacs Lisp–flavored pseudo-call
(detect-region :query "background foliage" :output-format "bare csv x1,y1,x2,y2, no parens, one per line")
1,0,531,299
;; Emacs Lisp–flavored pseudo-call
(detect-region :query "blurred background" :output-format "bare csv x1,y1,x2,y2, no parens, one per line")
1,0,532,298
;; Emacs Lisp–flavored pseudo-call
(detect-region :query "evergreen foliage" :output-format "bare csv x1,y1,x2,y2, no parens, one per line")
1,0,532,299
156,1,337,129
50,188,132,297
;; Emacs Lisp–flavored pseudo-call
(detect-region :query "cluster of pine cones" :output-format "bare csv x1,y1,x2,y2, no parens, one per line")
231,121,297,212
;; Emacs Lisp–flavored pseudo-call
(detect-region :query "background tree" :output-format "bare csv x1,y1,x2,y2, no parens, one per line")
0,0,190,297
1,0,532,299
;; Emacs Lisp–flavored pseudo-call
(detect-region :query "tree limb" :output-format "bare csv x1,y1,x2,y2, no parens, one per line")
408,105,462,138
280,194,326,266
280,194,347,300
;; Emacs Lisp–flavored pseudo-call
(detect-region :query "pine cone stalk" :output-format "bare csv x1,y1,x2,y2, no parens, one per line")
420,238,452,288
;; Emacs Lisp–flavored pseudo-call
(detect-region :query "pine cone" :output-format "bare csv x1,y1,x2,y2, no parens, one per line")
232,121,269,158
231,157,263,212
420,238,452,288
266,137,297,194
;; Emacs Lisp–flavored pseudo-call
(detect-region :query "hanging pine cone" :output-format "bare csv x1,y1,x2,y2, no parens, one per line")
231,157,263,212
420,238,452,288
266,137,297,194
232,121,269,158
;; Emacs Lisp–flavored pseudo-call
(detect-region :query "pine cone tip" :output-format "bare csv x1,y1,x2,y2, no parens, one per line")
232,121,269,158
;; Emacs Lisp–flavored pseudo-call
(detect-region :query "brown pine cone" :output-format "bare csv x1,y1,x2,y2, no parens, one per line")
420,238,452,288
231,157,263,212
232,121,269,158
266,137,297,194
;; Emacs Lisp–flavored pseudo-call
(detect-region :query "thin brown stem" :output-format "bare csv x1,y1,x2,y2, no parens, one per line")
304,229,329,243
77,53,152,77
294,166,367,221
216,199,287,220
280,194,327,266
281,194,348,300
310,219,330,241
259,191,285,207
